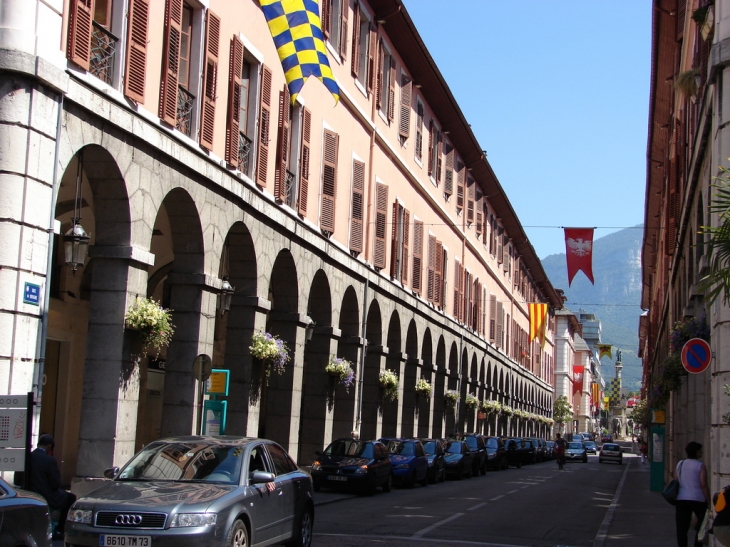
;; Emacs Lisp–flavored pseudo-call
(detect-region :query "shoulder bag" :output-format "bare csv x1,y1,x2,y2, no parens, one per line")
662,460,684,505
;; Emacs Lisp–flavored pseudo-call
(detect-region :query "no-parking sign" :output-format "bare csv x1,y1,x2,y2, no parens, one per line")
681,338,712,374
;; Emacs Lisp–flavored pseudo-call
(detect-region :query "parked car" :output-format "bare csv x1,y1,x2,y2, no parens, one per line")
565,441,588,463
599,443,623,465
600,433,613,443
528,438,546,462
312,438,392,494
504,438,527,468
380,438,429,487
455,434,487,475
443,440,474,479
545,440,556,460
0,477,51,547
419,438,446,483
521,438,538,464
484,436,507,471
66,436,314,547
580,432,594,441
584,440,598,454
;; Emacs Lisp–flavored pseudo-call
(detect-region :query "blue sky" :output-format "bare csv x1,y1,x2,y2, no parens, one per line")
401,1,652,260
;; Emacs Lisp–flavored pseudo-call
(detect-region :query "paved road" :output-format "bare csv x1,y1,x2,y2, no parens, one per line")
310,452,667,547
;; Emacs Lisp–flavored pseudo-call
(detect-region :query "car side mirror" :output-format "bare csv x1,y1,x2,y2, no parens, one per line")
103,467,120,479
250,471,276,484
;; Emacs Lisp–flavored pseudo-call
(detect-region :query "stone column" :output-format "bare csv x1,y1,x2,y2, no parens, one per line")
417,362,436,438
360,345,388,442
333,335,361,439
400,356,420,439
381,350,403,438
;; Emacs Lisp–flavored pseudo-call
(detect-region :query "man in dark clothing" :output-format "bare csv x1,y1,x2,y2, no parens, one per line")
28,434,76,539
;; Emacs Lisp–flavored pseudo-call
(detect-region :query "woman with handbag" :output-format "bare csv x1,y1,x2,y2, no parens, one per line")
675,441,711,547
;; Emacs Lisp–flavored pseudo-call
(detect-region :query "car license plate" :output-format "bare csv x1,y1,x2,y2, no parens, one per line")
328,475,347,482
100,535,151,547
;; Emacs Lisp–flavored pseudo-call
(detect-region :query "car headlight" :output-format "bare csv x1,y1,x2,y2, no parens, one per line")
354,465,368,475
487,453,496,459
68,508,92,524
311,461,321,471
395,464,410,469
170,513,217,527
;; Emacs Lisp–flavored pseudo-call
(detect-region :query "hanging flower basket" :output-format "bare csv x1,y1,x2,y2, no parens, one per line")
415,378,433,398
124,296,175,353
444,389,459,407
480,399,502,415
325,357,355,390
379,369,399,401
465,394,479,410
250,331,290,377
501,405,514,417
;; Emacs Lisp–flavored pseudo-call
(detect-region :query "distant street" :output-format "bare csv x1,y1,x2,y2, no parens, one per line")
311,452,640,547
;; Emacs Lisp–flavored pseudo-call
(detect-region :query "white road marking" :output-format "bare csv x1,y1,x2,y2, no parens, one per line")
317,532,525,546
490,495,505,501
468,502,487,511
593,459,631,547
507,489,519,494
411,512,465,538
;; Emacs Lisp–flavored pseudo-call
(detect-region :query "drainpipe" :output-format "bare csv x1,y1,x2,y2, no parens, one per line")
354,279,369,437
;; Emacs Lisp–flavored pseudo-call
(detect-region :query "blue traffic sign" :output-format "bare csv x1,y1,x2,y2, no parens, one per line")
23,282,40,305
681,338,712,374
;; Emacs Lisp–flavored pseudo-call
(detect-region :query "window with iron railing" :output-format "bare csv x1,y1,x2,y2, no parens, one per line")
90,21,118,84
238,132,253,177
283,169,296,208
177,85,195,137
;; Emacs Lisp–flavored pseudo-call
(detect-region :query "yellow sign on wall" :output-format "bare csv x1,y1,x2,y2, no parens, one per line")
651,409,665,424
206,371,228,395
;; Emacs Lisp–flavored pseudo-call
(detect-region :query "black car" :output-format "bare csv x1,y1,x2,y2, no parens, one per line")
311,438,392,494
0,478,51,547
419,438,446,483
443,440,474,479
484,436,507,471
521,438,538,464
504,438,528,468
455,433,487,475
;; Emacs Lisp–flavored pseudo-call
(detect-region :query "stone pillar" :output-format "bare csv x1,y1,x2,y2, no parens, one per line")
360,345,387,442
333,335,361,439
417,362,436,438
160,273,218,437
381,350,402,438
400,356,420,439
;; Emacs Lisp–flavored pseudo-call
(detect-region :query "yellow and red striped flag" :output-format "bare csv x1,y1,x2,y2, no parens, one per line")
529,303,548,348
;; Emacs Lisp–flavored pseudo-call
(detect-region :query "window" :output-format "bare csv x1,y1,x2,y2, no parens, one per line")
412,219,423,294
426,235,445,309
373,183,388,269
390,201,409,283
466,174,475,225
321,129,339,235
322,0,347,58
351,5,375,91
266,443,297,475
428,121,441,183
443,142,453,198
376,41,395,121
350,159,366,255
415,99,424,162
399,72,412,142
179,5,193,89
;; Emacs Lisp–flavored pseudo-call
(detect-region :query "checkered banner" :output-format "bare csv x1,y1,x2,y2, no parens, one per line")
607,378,621,407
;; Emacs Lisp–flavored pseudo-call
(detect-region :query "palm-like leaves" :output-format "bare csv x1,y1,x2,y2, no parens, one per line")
700,168,730,304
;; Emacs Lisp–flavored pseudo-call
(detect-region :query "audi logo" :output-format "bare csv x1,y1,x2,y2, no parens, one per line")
114,515,143,525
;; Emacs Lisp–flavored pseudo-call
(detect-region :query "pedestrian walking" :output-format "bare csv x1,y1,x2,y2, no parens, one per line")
675,441,711,547
639,438,648,464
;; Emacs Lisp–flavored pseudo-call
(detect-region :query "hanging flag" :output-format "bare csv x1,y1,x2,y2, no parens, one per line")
260,0,340,105
597,344,612,360
573,365,585,396
528,303,549,348
591,383,600,408
564,227,595,286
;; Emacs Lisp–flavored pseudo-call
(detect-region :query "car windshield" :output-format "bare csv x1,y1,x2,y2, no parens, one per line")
422,441,438,454
603,444,620,451
568,442,583,450
325,440,374,458
445,441,463,454
464,437,477,449
585,441,597,447
117,441,244,483
486,438,498,449
386,441,414,456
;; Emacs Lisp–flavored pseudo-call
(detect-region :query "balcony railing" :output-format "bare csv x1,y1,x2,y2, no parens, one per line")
238,132,253,176
177,86,195,137
90,21,118,85
283,169,296,207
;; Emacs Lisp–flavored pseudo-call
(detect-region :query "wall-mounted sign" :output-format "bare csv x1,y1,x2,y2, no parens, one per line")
202,400,227,435
206,369,229,396
23,283,40,305
681,338,712,374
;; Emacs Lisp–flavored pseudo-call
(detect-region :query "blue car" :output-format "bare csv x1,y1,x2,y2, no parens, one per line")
380,438,429,487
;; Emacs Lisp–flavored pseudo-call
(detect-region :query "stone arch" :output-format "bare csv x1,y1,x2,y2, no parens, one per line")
334,286,360,439
417,327,434,438
401,319,419,438
445,342,459,434
382,310,402,437
433,336,447,438
361,299,383,441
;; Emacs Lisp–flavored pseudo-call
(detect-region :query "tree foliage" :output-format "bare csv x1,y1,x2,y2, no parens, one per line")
630,398,649,429
700,168,730,304
553,395,573,424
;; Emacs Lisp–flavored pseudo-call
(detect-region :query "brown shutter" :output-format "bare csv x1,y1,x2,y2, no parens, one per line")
257,65,273,187
426,234,435,302
367,24,378,93
321,129,339,233
321,0,332,39
475,188,483,237
467,176,475,225
225,36,243,168
375,39,384,109
497,226,503,264
388,58,396,121
434,240,443,308
489,295,496,342
402,209,409,284
390,202,399,278
412,220,423,294
350,159,365,253
427,120,434,176
439,245,446,309
274,86,291,201
444,145,454,197
456,159,465,212
399,74,412,139
453,261,461,321
200,10,220,150
67,0,94,70
435,131,442,183
298,108,311,215
350,2,360,76
159,0,183,126
415,102,424,161
460,265,466,323
124,0,149,102
496,301,504,348
373,183,388,269
339,0,348,59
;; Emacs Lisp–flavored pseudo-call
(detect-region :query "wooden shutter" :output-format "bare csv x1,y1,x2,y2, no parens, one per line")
225,36,243,168
339,0,348,59
159,0,183,126
489,295,496,342
350,3,360,76
453,261,461,321
257,65,273,187
426,234,435,302
497,226,503,263
350,159,365,253
321,129,339,233
481,287,487,336
435,131,442,183
467,176,475,224
200,10,220,150
402,209,409,284
387,58,396,121
503,237,510,270
367,24,378,93
427,121,434,176
399,74,412,139
475,187,483,237
412,220,423,294
435,240,443,308
390,202,400,278
460,265,466,323
124,0,149,102
415,102,424,161
67,0,93,70
299,108,311,215
375,39,384,109
321,0,332,38
496,301,504,348
444,145,454,197
274,86,291,201
373,183,388,269
456,159,465,211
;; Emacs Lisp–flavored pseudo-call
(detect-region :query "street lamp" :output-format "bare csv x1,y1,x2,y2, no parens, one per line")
64,152,90,273
304,317,315,342
218,276,235,314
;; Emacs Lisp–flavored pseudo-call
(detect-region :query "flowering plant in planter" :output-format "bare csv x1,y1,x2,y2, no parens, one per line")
415,378,433,398
480,399,502,414
124,296,175,353
249,331,290,377
465,394,479,410
379,369,399,401
325,357,355,390
444,389,459,407
501,405,514,417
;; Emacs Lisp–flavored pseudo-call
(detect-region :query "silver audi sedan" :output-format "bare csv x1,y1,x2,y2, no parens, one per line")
65,436,313,547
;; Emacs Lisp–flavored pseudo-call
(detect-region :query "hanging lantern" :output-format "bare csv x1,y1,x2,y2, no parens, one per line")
64,220,90,272
218,276,235,313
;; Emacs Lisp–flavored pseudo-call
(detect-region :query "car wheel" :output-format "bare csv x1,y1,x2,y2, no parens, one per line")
420,472,429,487
312,480,321,492
583,457,588,463
382,474,392,492
285,506,313,547
227,520,249,547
